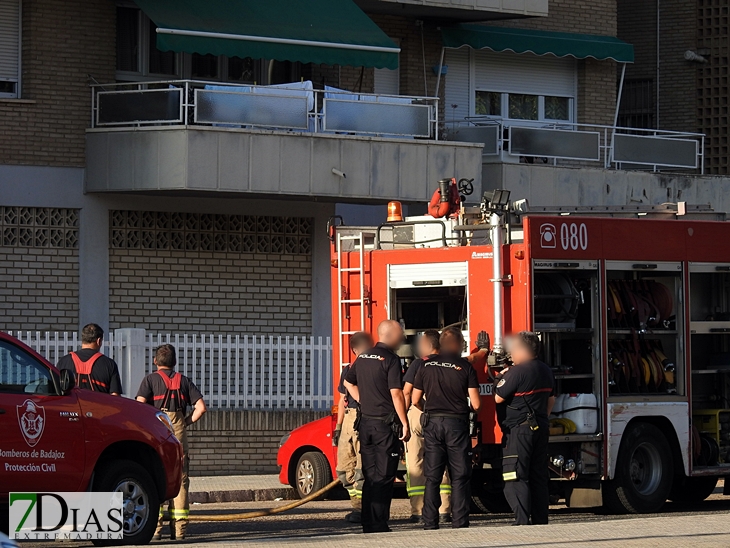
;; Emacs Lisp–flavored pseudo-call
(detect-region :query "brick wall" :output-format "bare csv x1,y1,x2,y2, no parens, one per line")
0,247,79,332
187,410,329,476
0,207,79,332
0,0,115,167
108,250,312,334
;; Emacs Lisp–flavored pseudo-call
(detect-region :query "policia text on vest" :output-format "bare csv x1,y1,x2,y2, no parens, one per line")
136,344,207,541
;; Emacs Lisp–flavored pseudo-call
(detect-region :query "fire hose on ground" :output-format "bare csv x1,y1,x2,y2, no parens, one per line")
185,479,342,522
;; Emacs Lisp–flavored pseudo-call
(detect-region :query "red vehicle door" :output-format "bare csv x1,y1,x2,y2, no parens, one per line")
0,337,86,495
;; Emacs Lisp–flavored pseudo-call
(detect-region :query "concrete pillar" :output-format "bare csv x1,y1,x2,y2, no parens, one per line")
115,328,147,398
78,196,110,332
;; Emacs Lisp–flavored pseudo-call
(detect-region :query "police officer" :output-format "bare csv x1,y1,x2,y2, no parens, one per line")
136,344,207,541
411,328,480,529
334,331,373,524
402,329,452,523
56,323,123,395
344,319,410,534
494,331,555,526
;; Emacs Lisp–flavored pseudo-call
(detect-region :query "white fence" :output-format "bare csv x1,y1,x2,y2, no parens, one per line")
7,330,332,410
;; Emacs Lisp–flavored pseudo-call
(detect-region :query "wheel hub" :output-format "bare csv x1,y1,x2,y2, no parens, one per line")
297,461,315,495
629,442,662,496
115,479,150,535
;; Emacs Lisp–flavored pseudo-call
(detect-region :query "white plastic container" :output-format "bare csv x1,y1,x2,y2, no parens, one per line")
561,393,598,434
550,393,567,419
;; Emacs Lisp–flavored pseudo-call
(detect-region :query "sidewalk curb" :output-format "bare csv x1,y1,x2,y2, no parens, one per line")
190,487,297,504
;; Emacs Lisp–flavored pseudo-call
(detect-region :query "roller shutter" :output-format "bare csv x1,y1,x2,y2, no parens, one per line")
0,0,20,97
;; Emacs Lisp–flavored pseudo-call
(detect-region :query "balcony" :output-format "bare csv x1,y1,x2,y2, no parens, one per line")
85,80,483,201
445,118,710,209
354,0,548,20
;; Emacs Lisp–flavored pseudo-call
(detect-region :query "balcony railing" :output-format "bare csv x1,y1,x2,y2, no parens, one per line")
447,118,706,174
90,80,439,140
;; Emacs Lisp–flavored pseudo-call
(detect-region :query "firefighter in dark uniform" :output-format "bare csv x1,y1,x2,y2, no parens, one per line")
136,344,207,541
411,328,481,529
56,323,123,395
494,331,555,526
343,319,410,534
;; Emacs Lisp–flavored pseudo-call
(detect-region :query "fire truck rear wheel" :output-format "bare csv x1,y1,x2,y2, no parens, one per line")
668,475,718,503
603,422,673,514
295,452,331,500
92,459,159,546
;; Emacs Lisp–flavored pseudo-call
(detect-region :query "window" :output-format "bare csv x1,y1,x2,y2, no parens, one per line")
474,91,573,122
0,0,21,98
475,91,501,116
544,95,570,121
116,3,262,84
618,79,654,129
116,5,178,79
0,340,54,395
509,94,538,120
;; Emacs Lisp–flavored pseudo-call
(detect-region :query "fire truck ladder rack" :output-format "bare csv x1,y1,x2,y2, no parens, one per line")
336,230,376,370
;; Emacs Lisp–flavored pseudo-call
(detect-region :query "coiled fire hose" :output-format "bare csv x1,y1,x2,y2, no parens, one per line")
187,479,341,522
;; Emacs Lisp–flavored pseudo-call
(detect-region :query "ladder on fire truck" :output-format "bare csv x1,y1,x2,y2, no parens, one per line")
336,230,376,370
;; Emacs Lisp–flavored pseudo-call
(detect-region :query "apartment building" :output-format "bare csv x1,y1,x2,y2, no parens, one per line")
0,0,719,338
618,0,730,175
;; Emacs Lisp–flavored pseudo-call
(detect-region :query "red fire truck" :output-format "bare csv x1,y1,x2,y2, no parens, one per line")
277,183,730,514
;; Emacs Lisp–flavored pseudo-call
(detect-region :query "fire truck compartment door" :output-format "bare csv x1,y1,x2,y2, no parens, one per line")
388,262,468,289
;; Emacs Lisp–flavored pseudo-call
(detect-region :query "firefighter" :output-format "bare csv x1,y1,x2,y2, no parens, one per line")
411,328,481,529
136,344,207,541
343,319,410,534
334,331,374,524
56,323,123,395
494,331,555,526
402,329,452,523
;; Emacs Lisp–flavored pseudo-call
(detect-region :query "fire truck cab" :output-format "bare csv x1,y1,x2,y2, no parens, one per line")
278,190,730,514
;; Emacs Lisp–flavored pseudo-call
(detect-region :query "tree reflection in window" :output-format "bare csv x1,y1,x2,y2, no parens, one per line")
475,91,501,116
509,94,538,120
545,96,570,121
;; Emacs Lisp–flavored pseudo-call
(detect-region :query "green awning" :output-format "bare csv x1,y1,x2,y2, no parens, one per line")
134,0,400,69
442,25,634,63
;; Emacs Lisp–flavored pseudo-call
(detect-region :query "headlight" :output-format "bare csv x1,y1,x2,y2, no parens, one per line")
156,412,175,435
279,433,291,448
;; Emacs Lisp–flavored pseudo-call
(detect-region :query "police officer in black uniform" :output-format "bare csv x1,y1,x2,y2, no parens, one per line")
494,331,555,526
344,319,410,534
411,328,480,529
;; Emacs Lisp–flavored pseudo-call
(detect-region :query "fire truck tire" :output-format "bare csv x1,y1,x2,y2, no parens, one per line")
295,452,331,501
91,459,160,546
668,476,718,503
602,422,673,514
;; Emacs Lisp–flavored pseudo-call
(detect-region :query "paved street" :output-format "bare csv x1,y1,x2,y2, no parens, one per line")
19,489,730,547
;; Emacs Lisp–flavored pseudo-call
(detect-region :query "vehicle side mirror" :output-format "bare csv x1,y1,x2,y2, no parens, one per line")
59,369,75,395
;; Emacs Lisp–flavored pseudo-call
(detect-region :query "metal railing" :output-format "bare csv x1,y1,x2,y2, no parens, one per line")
90,80,439,140
447,118,705,173
6,330,332,410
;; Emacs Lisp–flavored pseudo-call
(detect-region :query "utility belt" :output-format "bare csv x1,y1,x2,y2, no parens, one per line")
420,411,469,429
360,412,402,438
507,401,540,431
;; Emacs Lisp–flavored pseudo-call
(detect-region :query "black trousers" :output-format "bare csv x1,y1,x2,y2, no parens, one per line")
359,417,401,533
423,417,472,529
502,424,550,525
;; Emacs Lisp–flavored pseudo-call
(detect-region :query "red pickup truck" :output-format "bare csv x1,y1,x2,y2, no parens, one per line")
0,332,183,545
